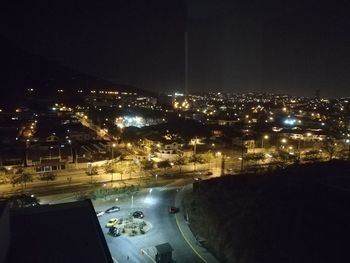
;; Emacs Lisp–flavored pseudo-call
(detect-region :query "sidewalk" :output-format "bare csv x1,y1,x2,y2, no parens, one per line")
175,184,220,263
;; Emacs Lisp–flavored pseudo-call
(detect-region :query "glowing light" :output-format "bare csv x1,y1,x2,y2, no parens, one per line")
284,118,297,125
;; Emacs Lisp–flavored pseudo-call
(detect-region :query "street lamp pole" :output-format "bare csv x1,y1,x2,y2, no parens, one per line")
261,135,269,149
193,136,197,155
240,137,245,172
346,139,350,161
131,195,134,211
111,143,116,160
221,154,225,176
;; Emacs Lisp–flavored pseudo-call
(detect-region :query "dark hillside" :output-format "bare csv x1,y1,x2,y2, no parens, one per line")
185,161,350,263
0,37,148,108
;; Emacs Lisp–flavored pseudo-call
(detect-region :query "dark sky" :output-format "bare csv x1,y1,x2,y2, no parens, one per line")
1,0,349,97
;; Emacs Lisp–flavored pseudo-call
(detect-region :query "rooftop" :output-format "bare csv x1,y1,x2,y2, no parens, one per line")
6,200,112,263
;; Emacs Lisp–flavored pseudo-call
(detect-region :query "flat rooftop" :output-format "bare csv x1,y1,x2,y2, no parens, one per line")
6,200,112,263
0,201,7,215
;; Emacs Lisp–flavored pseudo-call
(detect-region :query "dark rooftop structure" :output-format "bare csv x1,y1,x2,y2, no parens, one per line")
155,242,173,263
2,199,112,263
0,201,10,263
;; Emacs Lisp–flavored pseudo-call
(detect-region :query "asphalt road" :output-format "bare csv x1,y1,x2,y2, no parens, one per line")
95,186,203,263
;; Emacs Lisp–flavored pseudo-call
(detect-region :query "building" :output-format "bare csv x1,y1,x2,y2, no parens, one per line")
155,243,173,263
0,201,10,263
1,199,112,263
26,142,73,172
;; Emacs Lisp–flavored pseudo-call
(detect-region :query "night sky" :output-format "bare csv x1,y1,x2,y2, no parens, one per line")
1,0,349,97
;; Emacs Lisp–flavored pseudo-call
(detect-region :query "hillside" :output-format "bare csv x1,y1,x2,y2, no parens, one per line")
0,37,148,108
184,161,350,263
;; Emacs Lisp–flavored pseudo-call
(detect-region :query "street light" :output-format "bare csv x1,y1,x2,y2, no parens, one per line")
112,143,116,159
262,135,269,148
346,139,350,161
280,138,287,149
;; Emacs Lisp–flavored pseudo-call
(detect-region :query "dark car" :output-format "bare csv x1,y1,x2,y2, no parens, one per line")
105,206,120,213
108,226,120,237
205,171,213,176
168,206,179,214
132,211,144,219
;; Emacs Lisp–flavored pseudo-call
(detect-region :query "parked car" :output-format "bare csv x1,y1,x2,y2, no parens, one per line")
96,211,105,217
105,206,120,213
193,177,202,182
108,226,120,237
106,218,118,228
132,211,144,219
205,171,213,175
168,206,179,214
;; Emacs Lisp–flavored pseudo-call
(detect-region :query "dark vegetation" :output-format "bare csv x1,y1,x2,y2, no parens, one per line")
185,161,350,263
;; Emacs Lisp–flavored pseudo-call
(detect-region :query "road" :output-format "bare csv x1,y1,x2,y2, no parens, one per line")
94,183,204,263
14,172,219,262
0,159,222,197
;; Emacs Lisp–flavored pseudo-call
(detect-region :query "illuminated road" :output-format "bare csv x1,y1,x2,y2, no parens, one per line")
95,184,204,263
0,160,221,197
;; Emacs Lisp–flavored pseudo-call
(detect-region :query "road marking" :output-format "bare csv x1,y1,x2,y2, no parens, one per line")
175,213,207,263
140,248,156,263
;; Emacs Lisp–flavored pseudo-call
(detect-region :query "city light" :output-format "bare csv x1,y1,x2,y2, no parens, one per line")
284,118,297,125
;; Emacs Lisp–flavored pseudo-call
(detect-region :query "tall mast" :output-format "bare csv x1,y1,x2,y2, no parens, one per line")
185,31,188,97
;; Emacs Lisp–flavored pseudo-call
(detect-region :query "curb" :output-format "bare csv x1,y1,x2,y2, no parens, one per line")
174,184,220,263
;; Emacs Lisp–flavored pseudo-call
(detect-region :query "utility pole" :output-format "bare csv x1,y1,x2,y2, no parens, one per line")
241,135,245,172
131,195,134,211
221,154,225,176
193,136,197,155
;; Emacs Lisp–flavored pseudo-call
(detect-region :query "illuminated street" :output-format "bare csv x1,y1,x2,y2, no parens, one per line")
94,186,209,262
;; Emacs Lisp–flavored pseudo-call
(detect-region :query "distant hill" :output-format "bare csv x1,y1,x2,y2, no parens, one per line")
0,37,150,108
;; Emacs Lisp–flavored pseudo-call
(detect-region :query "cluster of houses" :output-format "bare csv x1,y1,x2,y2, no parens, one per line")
0,108,113,174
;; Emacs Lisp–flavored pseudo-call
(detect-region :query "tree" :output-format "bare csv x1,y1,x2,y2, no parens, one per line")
270,150,298,169
243,153,266,164
243,153,266,173
303,150,321,162
11,171,33,189
202,151,214,169
141,159,154,170
86,166,98,175
189,154,204,171
114,166,125,180
39,172,57,185
174,154,186,173
157,160,172,175
104,161,117,182
322,138,337,161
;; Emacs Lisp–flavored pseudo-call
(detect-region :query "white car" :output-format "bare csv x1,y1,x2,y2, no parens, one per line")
106,218,118,228
96,211,105,217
